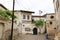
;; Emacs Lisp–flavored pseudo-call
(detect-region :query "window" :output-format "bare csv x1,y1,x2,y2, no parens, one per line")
32,19,34,23
50,16,54,19
27,15,29,20
25,28,31,31
23,15,26,19
50,21,52,25
56,0,59,11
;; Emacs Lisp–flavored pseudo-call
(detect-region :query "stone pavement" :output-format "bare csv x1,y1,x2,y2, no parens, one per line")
18,34,47,40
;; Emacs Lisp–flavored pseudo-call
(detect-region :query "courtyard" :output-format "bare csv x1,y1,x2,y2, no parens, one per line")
18,34,47,40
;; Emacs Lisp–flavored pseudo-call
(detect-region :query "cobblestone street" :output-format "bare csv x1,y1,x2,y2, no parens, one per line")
18,34,46,40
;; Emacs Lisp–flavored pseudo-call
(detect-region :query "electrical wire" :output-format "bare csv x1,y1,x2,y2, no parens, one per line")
15,0,27,10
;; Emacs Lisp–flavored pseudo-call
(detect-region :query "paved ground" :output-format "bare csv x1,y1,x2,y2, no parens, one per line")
18,34,47,40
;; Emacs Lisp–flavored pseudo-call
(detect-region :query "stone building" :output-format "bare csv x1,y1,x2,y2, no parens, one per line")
53,0,60,40
53,0,60,30
46,13,56,34
0,4,9,39
32,15,46,21
14,10,35,34
0,3,57,40
32,15,46,33
0,4,18,40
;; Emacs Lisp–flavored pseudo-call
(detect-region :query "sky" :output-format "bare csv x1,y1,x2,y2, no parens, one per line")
0,0,55,15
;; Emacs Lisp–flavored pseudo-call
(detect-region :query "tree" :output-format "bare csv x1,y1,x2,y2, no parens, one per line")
32,19,45,34
0,9,17,20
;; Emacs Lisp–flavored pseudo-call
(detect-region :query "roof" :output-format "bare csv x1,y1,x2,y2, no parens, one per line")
0,4,7,10
32,13,55,17
14,10,35,13
46,13,55,15
32,14,46,17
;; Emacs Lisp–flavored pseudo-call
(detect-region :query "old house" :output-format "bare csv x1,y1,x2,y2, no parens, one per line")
14,10,35,34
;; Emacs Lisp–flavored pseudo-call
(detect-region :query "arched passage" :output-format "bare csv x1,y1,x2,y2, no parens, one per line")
33,28,37,35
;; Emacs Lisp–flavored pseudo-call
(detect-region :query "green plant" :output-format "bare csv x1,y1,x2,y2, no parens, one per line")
0,9,17,20
32,19,45,34
32,19,44,27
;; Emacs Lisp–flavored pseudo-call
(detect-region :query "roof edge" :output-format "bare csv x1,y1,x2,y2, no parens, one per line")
0,4,8,10
14,10,35,13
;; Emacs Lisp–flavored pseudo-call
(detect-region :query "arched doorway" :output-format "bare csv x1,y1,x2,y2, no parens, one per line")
33,28,37,35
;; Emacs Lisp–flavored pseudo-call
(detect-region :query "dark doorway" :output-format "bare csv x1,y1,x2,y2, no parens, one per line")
33,28,37,35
